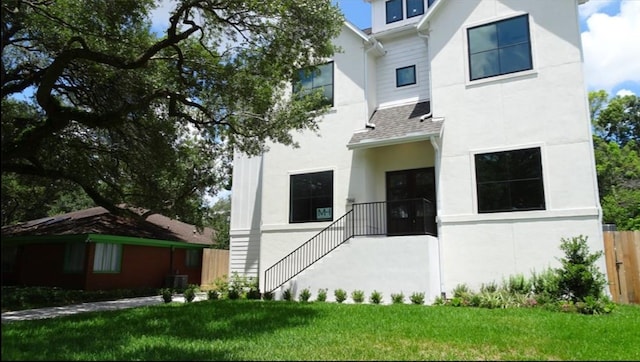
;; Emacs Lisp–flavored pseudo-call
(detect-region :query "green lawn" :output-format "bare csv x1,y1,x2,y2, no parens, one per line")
2,300,639,361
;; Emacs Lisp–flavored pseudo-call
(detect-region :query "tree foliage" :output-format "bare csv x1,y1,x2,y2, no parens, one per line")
1,0,343,226
205,193,230,249
589,91,640,230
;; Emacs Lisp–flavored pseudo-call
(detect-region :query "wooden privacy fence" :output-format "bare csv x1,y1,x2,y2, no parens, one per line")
201,249,229,288
603,230,640,304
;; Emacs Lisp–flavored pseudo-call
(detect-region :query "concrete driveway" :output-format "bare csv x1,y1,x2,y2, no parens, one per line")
2,293,207,324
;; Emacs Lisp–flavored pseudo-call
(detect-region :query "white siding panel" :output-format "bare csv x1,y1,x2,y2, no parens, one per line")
376,35,430,107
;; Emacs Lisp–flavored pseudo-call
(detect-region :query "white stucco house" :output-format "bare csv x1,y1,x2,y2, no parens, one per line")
229,0,606,303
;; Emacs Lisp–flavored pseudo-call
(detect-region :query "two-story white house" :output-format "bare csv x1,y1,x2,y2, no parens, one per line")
229,0,606,303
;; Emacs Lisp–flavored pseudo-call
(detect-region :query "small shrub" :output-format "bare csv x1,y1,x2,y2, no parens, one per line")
227,289,240,300
159,288,173,303
351,290,365,303
391,292,405,304
183,284,199,303
316,288,327,302
556,235,607,302
369,290,383,304
299,288,312,302
432,295,446,306
409,292,425,305
504,273,532,295
480,282,498,293
262,291,274,301
213,275,229,299
334,288,347,303
207,290,219,300
282,288,293,301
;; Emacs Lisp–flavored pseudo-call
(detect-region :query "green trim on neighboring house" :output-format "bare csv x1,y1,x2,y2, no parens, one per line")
2,233,211,249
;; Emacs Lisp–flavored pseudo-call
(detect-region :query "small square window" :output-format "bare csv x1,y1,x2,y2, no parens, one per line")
386,0,403,24
467,14,532,81
396,65,416,87
406,0,424,18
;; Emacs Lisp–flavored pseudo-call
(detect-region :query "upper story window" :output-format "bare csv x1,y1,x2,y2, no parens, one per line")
386,0,403,24
406,0,424,18
467,14,532,81
290,170,333,223
396,65,416,87
294,61,334,107
475,147,545,213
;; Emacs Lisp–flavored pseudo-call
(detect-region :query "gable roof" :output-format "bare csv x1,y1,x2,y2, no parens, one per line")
347,101,442,149
1,206,214,246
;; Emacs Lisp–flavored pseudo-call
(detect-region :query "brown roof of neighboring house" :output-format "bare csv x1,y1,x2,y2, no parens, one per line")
347,101,443,149
0,206,214,246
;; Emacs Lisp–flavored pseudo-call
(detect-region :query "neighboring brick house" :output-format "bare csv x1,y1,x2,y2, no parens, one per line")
229,0,605,302
1,206,214,291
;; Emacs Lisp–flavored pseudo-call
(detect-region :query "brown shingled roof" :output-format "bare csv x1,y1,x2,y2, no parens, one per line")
347,101,442,149
1,206,214,246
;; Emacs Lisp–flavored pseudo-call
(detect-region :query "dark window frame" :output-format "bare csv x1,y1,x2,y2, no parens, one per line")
396,65,417,87
475,147,546,213
467,14,533,81
386,0,403,24
293,61,334,108
289,170,334,223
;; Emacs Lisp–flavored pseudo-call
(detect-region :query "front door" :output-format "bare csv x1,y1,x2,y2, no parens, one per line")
386,168,436,235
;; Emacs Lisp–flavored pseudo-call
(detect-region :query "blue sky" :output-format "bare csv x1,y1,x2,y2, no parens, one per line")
333,0,640,97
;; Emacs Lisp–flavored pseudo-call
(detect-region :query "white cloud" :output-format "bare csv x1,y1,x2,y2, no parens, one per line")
581,0,640,93
616,89,635,97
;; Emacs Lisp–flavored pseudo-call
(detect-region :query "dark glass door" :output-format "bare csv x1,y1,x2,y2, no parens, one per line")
386,168,436,235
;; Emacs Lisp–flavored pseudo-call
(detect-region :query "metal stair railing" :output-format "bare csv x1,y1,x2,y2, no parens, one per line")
263,198,435,293
264,209,354,293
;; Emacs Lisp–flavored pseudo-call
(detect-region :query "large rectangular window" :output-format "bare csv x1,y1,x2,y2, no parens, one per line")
93,243,122,273
64,242,86,273
386,0,403,24
468,14,532,81
406,0,424,18
475,147,545,213
290,171,333,223
396,65,416,87
294,62,334,107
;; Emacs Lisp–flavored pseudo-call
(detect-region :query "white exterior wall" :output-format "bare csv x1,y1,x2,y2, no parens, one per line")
229,152,263,277
256,26,371,291
274,235,441,304
427,0,604,294
370,0,425,34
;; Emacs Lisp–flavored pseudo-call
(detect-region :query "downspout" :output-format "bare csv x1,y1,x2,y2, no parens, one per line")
419,25,446,299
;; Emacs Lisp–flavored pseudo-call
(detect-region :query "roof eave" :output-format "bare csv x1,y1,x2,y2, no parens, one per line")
347,132,439,150
416,0,447,32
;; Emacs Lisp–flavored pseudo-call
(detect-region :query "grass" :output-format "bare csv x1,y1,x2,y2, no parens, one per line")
2,300,640,361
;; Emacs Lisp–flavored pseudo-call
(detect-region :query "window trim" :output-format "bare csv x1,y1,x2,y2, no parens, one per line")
289,170,334,223
473,146,546,214
466,13,533,82
396,65,417,87
386,0,403,24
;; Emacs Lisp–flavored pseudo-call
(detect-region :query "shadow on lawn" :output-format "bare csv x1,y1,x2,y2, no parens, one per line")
2,300,319,361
